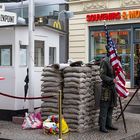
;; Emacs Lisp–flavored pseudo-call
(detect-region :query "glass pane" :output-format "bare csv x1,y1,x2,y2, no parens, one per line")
20,45,27,66
135,29,140,40
34,40,44,67
0,45,12,66
49,47,56,64
1,49,10,66
110,31,131,80
92,31,107,58
91,30,131,80
134,44,140,86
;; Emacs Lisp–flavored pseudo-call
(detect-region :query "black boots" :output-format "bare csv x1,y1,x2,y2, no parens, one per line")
99,127,109,133
106,126,118,130
99,126,118,133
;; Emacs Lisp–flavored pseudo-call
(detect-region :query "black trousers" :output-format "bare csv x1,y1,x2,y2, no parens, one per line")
99,100,114,129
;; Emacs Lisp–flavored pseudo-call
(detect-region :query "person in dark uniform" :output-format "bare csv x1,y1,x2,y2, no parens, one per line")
99,51,118,133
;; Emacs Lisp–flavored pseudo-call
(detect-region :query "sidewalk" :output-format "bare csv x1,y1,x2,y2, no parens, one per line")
0,112,140,140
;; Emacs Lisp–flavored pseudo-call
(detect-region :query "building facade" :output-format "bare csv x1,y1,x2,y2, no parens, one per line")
5,0,69,63
68,0,140,87
0,1,69,120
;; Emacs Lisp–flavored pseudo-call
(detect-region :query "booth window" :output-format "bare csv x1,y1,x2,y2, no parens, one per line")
34,40,44,67
20,45,27,66
0,45,12,66
49,47,56,64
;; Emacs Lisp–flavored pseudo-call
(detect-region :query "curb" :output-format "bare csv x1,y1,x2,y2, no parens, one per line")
120,132,140,140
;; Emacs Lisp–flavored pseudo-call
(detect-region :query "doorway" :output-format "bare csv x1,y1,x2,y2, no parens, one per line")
134,44,140,86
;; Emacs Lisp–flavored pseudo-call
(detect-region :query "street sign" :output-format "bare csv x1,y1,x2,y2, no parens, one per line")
0,11,17,26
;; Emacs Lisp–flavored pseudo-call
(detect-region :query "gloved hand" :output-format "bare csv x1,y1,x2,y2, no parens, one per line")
113,79,117,84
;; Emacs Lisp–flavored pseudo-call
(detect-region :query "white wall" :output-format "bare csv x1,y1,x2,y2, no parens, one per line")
0,27,16,110
14,27,29,110
0,26,60,110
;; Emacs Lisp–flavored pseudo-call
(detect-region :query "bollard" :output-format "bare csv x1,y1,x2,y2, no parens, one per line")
58,90,62,140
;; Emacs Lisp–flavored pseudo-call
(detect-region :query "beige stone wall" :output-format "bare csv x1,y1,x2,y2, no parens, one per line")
69,14,87,62
68,0,140,63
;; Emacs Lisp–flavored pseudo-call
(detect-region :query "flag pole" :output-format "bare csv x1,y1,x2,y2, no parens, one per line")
104,22,127,133
118,97,127,133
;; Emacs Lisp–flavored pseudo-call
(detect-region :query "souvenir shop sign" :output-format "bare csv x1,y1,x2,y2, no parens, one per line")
0,11,17,26
86,10,140,22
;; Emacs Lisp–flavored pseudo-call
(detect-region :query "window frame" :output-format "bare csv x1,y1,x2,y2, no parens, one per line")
19,45,27,66
0,45,12,66
34,40,45,67
49,46,56,65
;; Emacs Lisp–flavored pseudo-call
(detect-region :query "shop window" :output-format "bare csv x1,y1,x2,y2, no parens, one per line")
34,40,44,67
20,45,27,66
0,45,12,66
49,47,56,64
135,29,140,41
91,30,131,80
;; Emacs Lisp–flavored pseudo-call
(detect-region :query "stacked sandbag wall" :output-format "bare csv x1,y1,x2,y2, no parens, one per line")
89,65,102,126
62,66,95,132
40,63,125,132
41,66,63,120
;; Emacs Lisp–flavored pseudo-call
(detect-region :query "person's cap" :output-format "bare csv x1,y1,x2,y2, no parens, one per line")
94,56,100,61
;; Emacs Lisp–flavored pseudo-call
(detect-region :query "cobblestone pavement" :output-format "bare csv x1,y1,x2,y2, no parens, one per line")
0,112,140,140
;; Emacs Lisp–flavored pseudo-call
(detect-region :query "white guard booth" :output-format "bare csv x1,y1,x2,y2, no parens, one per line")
0,25,60,120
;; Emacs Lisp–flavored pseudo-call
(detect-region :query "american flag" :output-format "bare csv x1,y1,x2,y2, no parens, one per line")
104,25,129,98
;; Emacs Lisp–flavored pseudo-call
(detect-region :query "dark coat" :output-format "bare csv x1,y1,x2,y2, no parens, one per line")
100,57,117,107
